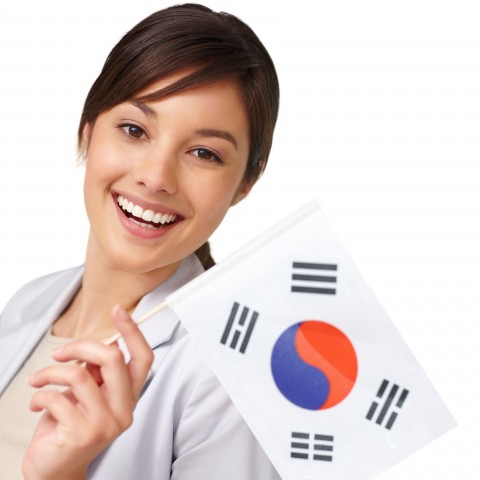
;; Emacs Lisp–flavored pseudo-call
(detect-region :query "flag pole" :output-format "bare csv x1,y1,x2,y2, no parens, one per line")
103,300,168,345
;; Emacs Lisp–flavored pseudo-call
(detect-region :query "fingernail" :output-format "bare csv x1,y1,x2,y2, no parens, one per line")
50,346,63,355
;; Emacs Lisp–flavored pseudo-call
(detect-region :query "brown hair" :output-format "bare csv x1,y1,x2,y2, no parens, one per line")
78,3,279,268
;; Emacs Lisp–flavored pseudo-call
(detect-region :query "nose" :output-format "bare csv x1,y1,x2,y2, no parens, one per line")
133,146,178,195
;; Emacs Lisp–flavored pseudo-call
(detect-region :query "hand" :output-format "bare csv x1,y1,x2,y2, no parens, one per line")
22,305,154,480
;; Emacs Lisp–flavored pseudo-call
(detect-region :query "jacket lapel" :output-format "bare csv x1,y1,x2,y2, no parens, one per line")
0,266,83,394
120,254,204,356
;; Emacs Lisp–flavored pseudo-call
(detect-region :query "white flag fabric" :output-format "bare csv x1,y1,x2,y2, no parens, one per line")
166,201,455,479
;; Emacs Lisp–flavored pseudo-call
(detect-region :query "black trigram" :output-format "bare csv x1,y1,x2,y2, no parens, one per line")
291,262,337,295
290,432,334,462
366,379,409,430
220,302,258,354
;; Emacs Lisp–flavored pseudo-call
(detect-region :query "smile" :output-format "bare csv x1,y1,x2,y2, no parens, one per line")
116,194,178,229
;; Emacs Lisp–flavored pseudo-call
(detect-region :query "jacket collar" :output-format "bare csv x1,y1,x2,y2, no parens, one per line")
126,254,204,352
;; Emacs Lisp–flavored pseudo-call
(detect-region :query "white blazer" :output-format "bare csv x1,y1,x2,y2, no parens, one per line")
0,255,281,479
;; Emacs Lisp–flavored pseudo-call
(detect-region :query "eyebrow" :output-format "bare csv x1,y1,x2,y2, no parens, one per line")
194,129,238,149
129,100,238,149
130,100,157,118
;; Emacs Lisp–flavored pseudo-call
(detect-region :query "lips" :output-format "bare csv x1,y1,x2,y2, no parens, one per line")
116,194,181,229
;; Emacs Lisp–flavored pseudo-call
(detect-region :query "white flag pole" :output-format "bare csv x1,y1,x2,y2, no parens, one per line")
102,300,168,345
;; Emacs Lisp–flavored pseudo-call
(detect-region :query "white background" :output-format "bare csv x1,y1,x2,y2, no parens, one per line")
0,1,478,478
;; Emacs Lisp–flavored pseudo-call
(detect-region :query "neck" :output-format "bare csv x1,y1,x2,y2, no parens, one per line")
52,233,182,341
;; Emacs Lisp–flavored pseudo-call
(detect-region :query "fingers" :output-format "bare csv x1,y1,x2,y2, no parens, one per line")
29,364,114,424
110,305,154,397
49,341,134,420
28,388,124,456
29,306,153,439
38,305,153,416
24,306,154,480
29,389,85,438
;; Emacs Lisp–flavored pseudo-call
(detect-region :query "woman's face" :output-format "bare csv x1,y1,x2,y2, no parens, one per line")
83,75,250,274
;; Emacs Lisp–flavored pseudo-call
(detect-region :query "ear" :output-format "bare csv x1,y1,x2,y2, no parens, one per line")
231,180,254,206
82,123,92,150
77,123,92,164
79,122,95,160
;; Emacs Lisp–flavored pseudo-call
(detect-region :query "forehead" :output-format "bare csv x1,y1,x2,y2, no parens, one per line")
133,76,249,134
136,72,245,112
138,69,248,118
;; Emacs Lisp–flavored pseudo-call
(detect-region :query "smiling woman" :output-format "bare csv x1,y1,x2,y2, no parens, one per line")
82,77,251,277
0,4,280,480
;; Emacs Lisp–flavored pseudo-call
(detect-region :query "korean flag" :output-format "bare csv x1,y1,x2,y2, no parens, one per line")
165,202,455,480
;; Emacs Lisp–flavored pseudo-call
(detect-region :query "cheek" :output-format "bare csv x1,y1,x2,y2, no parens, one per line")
83,163,102,223
82,145,121,221
84,141,128,189
193,178,243,229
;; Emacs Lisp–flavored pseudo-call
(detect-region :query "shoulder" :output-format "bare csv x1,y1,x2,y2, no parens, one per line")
0,266,82,329
5,266,81,301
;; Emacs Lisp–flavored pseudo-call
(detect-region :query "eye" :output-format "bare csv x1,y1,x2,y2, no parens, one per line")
117,124,149,140
190,147,223,164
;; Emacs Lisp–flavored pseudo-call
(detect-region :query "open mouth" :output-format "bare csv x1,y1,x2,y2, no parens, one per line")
116,194,182,230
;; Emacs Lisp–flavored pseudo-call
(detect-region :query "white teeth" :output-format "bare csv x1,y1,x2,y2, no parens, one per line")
132,205,143,218
142,209,154,222
130,217,156,229
116,194,177,226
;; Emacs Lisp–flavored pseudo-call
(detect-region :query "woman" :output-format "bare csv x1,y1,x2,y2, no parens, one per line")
0,4,280,479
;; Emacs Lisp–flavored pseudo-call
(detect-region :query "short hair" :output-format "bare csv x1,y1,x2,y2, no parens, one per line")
78,3,279,186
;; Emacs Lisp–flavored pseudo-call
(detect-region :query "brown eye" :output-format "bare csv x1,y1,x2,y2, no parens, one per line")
191,148,223,164
127,125,144,138
117,124,148,140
